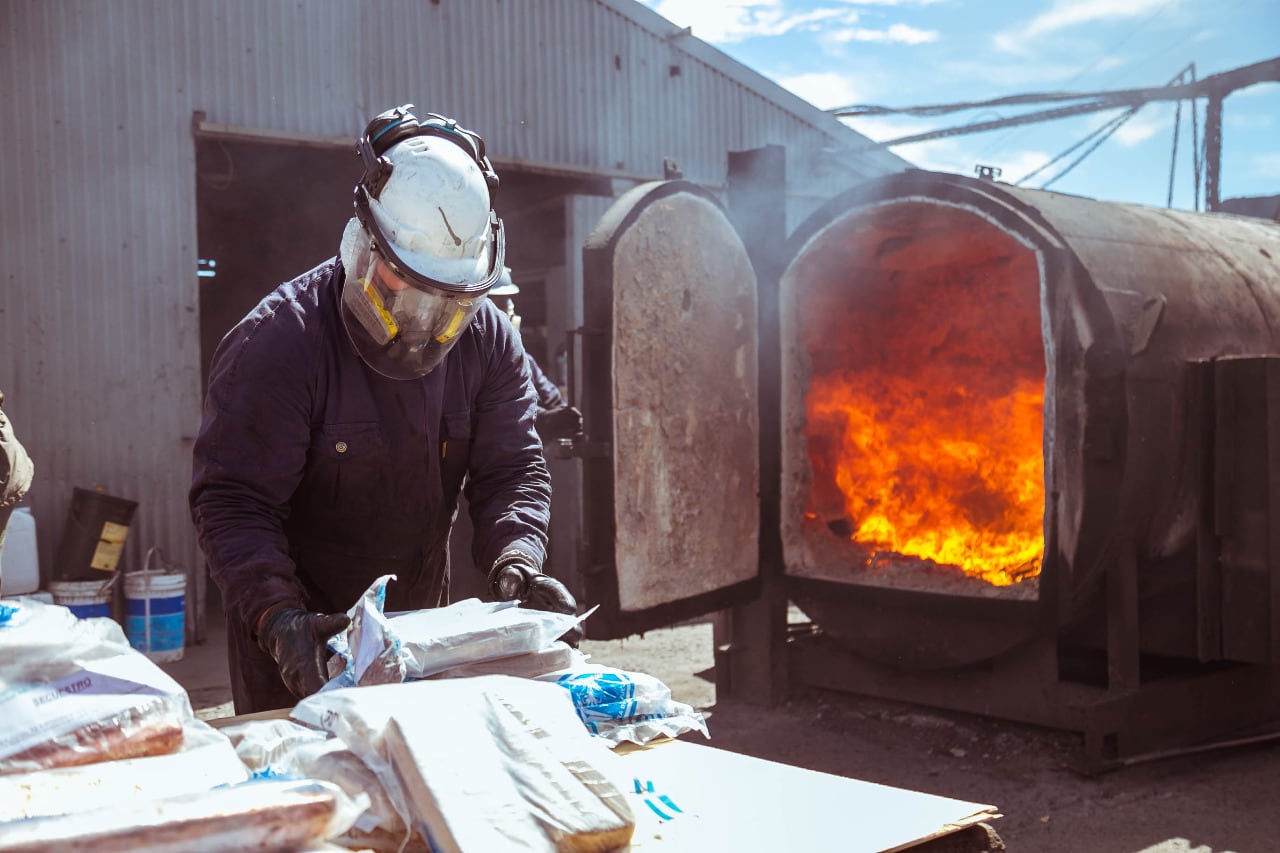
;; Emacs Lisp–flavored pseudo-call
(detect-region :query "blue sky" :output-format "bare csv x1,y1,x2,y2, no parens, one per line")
638,0,1279,211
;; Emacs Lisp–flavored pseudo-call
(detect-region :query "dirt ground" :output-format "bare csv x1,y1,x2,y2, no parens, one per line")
173,616,1280,853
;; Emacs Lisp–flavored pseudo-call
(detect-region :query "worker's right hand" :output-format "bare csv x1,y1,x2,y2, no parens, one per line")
257,607,351,700
535,405,584,443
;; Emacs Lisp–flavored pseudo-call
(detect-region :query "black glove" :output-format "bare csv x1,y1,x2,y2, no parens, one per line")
488,555,583,647
535,405,583,443
257,606,351,700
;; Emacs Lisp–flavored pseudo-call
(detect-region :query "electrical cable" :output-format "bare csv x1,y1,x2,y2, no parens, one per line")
1034,66,1200,191
877,97,1134,147
1167,94,1183,208
1015,108,1133,186
1164,64,1195,207
1038,108,1141,189
1191,71,1203,211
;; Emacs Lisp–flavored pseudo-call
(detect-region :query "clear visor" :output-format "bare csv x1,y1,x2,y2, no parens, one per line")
341,234,486,379
356,250,481,345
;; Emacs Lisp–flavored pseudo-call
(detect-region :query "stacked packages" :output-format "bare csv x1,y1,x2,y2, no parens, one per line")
0,597,362,852
0,576,709,852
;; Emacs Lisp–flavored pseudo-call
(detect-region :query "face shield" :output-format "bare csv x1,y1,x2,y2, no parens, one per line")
340,218,502,379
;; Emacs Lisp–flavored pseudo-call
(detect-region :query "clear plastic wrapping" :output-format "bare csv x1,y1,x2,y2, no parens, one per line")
0,598,194,776
0,777,362,853
0,720,248,824
293,675,636,853
220,717,427,853
324,575,588,690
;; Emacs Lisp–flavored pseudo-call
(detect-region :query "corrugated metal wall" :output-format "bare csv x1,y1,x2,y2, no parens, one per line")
0,0,905,631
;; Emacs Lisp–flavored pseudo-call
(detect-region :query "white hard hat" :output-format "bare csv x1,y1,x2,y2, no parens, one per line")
367,135,495,285
490,266,520,296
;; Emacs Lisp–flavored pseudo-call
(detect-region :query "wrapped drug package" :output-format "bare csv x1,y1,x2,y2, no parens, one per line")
294,675,636,853
324,576,587,689
221,717,428,853
0,598,192,776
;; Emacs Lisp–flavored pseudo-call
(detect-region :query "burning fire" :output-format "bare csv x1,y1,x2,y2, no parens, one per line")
800,220,1045,586
807,372,1043,585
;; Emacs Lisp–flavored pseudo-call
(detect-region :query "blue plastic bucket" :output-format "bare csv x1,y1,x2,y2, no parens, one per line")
49,579,113,619
124,571,186,662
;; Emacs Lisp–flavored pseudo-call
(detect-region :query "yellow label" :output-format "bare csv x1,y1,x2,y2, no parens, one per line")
89,521,129,571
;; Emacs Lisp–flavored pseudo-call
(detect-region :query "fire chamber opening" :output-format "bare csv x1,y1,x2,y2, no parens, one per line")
796,201,1045,591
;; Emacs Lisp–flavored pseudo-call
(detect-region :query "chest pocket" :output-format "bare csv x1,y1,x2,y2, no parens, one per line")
300,423,389,516
440,411,472,505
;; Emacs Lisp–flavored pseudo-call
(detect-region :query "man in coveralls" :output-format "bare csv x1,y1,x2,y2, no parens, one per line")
489,266,583,444
191,105,578,714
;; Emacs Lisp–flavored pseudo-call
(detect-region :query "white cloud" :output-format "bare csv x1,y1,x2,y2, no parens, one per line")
994,0,1179,54
828,22,939,44
778,71,869,110
1105,107,1169,146
931,58,1097,89
646,0,848,44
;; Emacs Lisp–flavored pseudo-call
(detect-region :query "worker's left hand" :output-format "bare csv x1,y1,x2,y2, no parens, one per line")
489,556,583,647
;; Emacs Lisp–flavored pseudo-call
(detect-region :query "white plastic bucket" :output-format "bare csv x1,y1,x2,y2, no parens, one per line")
49,578,114,620
124,571,186,662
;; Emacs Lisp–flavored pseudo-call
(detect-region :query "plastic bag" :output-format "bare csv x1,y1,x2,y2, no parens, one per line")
220,717,427,853
546,664,710,747
0,777,364,853
325,574,405,688
0,598,194,776
428,640,581,681
293,676,634,853
323,576,588,690
0,720,248,824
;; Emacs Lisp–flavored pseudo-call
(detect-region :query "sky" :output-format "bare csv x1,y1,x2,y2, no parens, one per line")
638,0,1280,211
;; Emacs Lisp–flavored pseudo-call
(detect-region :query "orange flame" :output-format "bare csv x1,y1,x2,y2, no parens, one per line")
807,373,1043,585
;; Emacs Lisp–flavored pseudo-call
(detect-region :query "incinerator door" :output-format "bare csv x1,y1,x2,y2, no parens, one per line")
578,180,761,639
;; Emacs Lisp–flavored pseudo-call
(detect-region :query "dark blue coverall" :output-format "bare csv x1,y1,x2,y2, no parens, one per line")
190,259,551,713
527,355,565,412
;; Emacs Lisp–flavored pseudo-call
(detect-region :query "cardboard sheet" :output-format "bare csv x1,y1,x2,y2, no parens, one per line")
615,740,999,852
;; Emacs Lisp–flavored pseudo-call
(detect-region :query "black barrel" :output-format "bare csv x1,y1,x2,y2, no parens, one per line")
53,487,139,582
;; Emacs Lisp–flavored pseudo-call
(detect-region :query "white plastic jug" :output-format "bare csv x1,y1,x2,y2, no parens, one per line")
0,507,39,596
